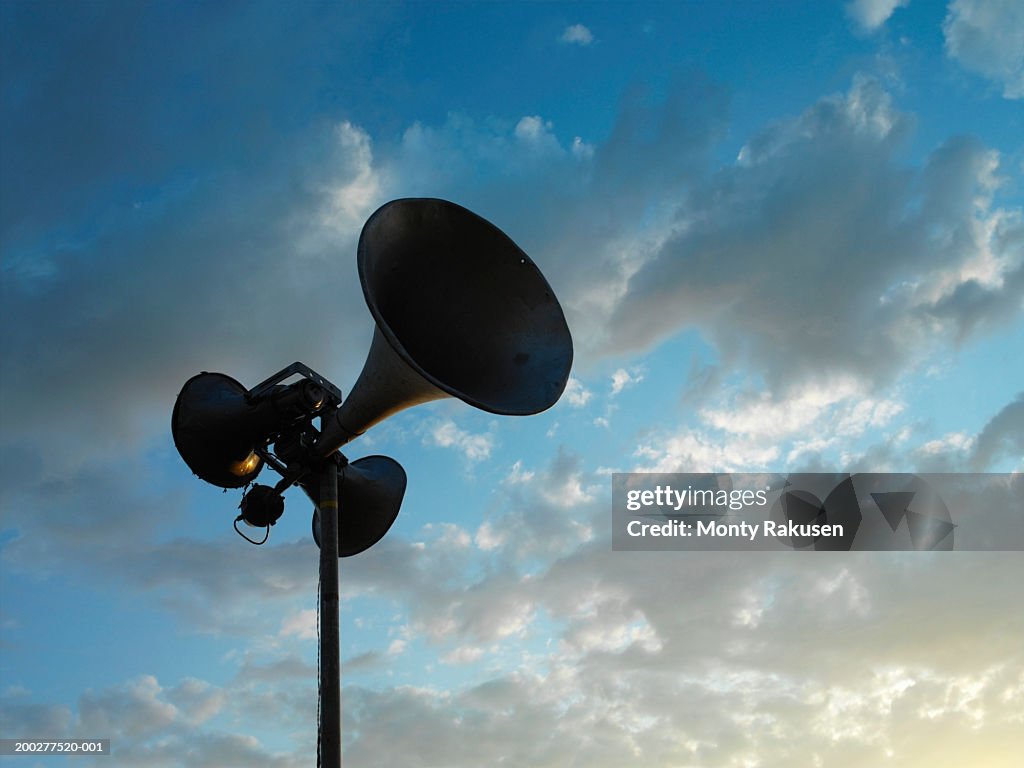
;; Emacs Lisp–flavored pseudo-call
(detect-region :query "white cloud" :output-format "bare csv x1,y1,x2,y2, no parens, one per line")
474,521,507,551
563,376,593,406
426,418,495,461
846,0,909,32
9,445,1024,767
571,135,595,159
427,522,473,549
561,610,663,655
635,376,913,473
610,367,642,395
699,379,862,440
635,429,781,473
79,676,177,739
699,380,905,445
813,567,872,617
514,114,553,141
466,449,601,562
279,609,317,641
944,0,1024,99
918,430,976,455
333,538,1024,768
2,669,316,766
504,460,535,485
165,678,226,726
387,638,407,656
835,397,906,436
559,23,594,46
488,599,535,639
318,121,382,233
971,392,1024,469
607,76,1024,399
8,532,1023,767
539,452,595,509
442,645,485,665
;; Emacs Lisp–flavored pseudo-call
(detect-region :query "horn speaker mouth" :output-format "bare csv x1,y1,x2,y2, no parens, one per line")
358,198,573,416
172,372,265,488
310,455,407,557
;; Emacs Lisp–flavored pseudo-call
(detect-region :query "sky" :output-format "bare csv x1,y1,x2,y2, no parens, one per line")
1,0,1023,766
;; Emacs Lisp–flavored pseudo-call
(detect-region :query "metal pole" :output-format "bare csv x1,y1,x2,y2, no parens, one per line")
319,458,341,767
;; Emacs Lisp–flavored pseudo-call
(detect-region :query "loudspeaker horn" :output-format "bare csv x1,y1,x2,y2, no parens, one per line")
172,372,326,488
308,456,407,557
317,198,573,454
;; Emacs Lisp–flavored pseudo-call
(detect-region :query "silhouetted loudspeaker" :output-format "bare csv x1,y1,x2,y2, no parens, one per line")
309,456,408,557
317,198,573,453
172,372,326,488
170,197,574,556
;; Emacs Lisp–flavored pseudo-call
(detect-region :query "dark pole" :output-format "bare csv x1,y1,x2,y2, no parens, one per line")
318,456,341,767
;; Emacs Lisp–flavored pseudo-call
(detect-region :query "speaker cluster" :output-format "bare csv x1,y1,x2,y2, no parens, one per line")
171,198,573,557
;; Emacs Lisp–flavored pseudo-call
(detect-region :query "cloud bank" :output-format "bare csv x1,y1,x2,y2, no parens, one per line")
944,0,1024,98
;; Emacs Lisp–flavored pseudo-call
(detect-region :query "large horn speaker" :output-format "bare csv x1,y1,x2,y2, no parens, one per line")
318,198,573,453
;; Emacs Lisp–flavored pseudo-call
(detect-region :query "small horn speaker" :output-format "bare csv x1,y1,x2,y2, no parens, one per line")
172,372,326,489
171,373,268,488
318,198,573,452
309,456,408,557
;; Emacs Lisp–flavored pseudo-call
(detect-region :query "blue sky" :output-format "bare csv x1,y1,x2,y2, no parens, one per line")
2,1,1023,766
